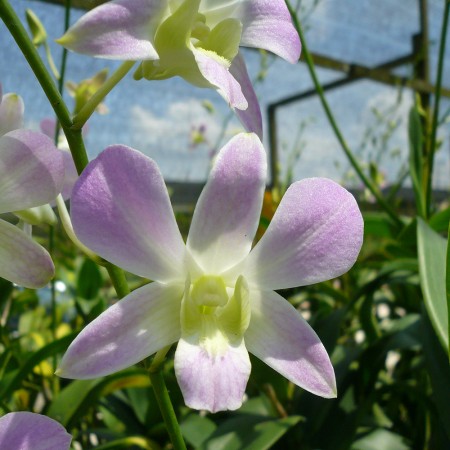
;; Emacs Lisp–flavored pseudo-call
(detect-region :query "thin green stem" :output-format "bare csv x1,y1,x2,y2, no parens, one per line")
148,368,187,450
55,195,99,261
44,41,60,80
72,60,135,129
0,0,132,300
49,0,71,391
105,264,130,299
0,0,88,174
286,1,403,228
426,0,450,218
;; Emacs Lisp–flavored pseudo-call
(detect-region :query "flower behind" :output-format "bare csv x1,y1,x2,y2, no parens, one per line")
0,412,71,450
0,86,64,288
57,0,302,137
58,133,363,412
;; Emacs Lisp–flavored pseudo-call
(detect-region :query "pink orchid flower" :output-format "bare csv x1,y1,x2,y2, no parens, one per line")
0,85,64,288
58,133,363,412
57,0,302,138
0,412,71,450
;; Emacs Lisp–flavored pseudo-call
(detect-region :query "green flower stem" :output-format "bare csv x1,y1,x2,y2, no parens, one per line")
55,195,100,262
0,0,89,174
426,0,450,218
72,60,135,130
44,41,61,80
1,0,133,321
148,363,187,450
50,0,71,389
286,1,403,228
105,264,130,298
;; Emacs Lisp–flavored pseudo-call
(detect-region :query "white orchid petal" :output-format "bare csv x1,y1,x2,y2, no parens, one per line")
58,282,183,379
0,93,24,135
0,412,71,450
71,145,186,282
0,219,54,288
246,289,337,398
187,133,266,274
175,336,251,412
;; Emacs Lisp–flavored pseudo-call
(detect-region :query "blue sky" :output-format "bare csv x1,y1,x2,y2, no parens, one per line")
1,0,449,188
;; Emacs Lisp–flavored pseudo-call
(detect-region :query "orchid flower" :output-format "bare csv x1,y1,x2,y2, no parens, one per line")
0,86,64,287
0,412,71,450
58,133,363,412
57,0,302,137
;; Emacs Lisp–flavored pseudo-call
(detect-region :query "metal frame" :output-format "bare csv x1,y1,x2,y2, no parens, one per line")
267,0,449,188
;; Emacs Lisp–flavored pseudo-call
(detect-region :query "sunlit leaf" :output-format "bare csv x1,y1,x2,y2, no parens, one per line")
417,218,448,350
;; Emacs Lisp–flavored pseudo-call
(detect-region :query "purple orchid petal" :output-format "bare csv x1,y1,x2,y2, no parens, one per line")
229,52,262,138
0,219,55,288
57,0,164,60
71,145,186,282
60,151,78,201
175,337,251,412
246,289,336,397
193,48,247,110
240,178,363,290
241,0,301,64
187,133,266,274
58,282,183,379
39,118,55,139
0,130,64,214
0,93,24,136
0,412,71,450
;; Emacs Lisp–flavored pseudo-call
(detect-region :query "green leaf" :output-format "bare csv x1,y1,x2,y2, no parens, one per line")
0,333,76,401
422,311,450,441
181,413,216,448
430,205,450,232
417,218,449,350
351,429,410,450
199,414,302,450
363,212,397,238
447,221,450,358
77,258,103,300
48,368,150,427
90,436,158,450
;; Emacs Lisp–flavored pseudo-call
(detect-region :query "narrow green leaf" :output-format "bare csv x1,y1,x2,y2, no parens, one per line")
408,105,425,217
77,258,103,300
417,218,449,350
0,332,76,401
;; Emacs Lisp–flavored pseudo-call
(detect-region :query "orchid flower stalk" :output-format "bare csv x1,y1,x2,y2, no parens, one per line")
0,86,64,288
57,0,302,137
0,412,71,450
58,133,363,412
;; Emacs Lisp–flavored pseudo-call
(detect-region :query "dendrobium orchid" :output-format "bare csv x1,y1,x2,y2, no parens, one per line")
0,86,64,288
0,412,72,450
57,0,301,137
58,133,363,412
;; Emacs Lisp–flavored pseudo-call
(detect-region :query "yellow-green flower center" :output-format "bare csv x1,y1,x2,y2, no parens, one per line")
180,275,251,355
135,0,242,87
